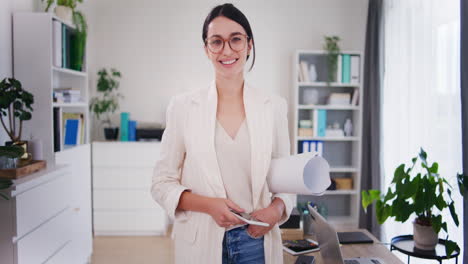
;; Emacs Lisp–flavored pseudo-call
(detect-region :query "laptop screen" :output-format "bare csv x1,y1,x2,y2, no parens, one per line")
308,205,344,264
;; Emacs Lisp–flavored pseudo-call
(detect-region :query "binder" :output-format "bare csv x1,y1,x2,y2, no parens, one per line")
350,55,360,84
342,54,351,83
302,141,310,153
53,21,62,67
309,141,317,153
317,110,327,137
317,141,323,156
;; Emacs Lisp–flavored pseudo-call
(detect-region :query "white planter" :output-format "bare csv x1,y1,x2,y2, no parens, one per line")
54,6,73,24
413,221,438,250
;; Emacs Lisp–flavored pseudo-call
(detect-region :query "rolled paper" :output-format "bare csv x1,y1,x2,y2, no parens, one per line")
267,152,331,195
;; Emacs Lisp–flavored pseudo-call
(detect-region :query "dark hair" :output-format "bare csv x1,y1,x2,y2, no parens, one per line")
202,3,256,72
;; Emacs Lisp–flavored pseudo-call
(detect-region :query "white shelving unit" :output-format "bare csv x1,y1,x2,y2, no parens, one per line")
12,12,93,263
293,50,364,228
13,12,90,165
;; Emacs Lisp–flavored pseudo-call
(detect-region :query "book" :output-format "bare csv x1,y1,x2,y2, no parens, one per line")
341,54,351,83
300,61,310,83
336,54,342,83
350,55,360,84
64,119,79,145
120,112,130,141
53,107,62,152
128,120,137,141
298,63,304,82
53,20,62,67
62,112,84,145
351,88,360,106
282,239,319,255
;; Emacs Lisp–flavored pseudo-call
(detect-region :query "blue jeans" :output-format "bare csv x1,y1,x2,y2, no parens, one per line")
222,225,265,264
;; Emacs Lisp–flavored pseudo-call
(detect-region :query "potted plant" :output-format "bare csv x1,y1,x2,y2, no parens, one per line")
362,148,460,255
90,68,123,140
323,36,341,85
43,0,83,24
0,78,34,158
42,0,87,72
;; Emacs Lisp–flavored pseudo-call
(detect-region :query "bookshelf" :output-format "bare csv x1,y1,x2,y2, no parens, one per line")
12,12,93,263
293,50,363,228
13,12,90,165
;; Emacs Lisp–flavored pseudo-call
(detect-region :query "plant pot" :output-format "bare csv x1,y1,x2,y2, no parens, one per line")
54,5,73,24
104,127,119,140
413,221,438,250
5,141,30,160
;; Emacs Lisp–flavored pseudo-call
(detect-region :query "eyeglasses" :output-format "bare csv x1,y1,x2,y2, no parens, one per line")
205,34,249,54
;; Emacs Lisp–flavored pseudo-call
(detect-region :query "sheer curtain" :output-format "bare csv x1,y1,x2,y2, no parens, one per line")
381,0,463,263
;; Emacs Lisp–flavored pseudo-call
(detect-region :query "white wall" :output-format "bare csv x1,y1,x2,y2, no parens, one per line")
0,0,37,144
82,0,368,140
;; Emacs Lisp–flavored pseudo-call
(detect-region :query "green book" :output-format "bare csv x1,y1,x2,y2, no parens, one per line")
120,112,129,141
342,54,351,83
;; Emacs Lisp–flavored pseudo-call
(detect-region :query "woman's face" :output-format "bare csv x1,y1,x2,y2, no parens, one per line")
205,16,252,79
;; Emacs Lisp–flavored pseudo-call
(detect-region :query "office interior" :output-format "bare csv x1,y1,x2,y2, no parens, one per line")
0,0,466,263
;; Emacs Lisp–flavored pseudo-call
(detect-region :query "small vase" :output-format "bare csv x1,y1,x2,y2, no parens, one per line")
413,221,438,250
308,64,317,82
104,127,119,140
54,5,73,24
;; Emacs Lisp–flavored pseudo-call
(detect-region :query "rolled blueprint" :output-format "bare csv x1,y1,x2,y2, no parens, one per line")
267,152,331,195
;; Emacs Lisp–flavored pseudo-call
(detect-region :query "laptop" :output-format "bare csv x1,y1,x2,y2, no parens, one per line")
307,204,385,264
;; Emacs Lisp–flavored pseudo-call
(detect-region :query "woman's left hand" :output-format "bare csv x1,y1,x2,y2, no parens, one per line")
247,198,285,238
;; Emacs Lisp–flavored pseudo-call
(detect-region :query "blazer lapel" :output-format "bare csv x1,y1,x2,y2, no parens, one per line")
203,81,227,198
244,83,273,209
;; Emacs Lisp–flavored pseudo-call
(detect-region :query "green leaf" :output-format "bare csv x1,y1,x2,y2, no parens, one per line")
448,202,459,226
361,190,380,211
429,162,439,173
393,164,407,184
457,173,468,196
431,214,442,233
445,239,460,257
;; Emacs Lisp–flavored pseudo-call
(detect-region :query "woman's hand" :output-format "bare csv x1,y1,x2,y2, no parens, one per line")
206,198,246,228
247,198,285,238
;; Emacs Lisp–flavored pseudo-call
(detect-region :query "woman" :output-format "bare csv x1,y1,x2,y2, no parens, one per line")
151,3,293,264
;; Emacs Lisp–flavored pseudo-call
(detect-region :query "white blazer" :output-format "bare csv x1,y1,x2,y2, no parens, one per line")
151,81,294,264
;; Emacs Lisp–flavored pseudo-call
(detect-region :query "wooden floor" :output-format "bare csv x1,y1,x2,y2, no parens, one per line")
91,234,174,264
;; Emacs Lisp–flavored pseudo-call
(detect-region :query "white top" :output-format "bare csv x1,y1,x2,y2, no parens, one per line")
215,119,253,230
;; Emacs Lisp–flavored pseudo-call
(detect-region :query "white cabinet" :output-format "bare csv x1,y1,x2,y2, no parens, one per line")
55,144,93,263
0,144,93,264
0,166,73,264
92,141,168,235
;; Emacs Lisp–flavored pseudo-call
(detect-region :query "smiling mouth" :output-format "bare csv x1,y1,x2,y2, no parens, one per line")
220,59,238,65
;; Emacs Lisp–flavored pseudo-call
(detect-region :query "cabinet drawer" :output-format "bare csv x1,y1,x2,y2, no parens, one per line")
92,142,161,167
93,189,162,210
15,170,70,238
44,241,72,264
94,210,167,234
17,208,72,264
92,166,154,189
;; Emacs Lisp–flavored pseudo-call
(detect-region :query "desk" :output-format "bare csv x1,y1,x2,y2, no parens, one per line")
283,228,404,264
